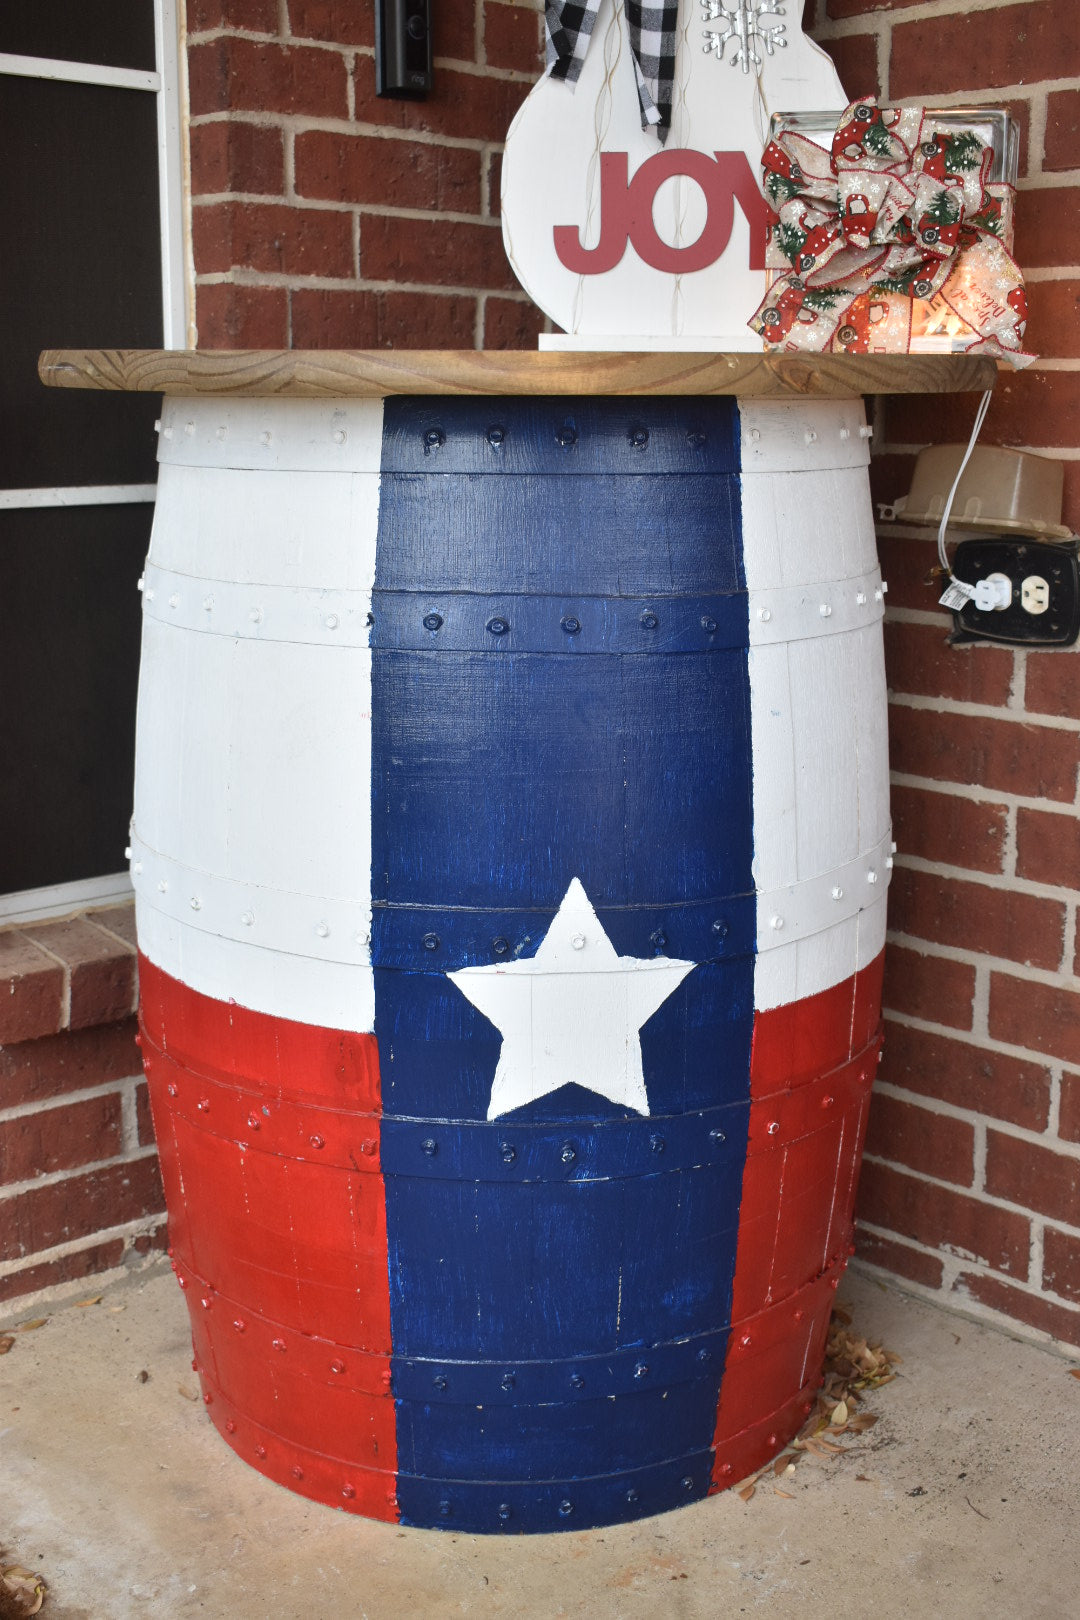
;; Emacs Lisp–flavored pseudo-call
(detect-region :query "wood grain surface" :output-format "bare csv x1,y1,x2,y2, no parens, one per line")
38,348,999,399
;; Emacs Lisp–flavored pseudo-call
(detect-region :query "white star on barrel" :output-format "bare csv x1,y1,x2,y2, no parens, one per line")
448,878,696,1121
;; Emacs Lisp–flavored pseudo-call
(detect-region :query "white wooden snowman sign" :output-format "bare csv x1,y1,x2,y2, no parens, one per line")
501,0,848,347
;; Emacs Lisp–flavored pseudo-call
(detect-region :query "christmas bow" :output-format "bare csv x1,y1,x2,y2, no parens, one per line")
749,100,1031,363
546,0,678,139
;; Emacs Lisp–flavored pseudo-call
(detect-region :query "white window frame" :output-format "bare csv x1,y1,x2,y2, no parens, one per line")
0,0,188,918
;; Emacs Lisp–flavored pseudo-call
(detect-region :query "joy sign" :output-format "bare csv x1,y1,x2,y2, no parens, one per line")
501,0,847,345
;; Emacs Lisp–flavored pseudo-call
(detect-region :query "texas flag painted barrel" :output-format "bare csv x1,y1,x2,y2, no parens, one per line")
134,388,889,1533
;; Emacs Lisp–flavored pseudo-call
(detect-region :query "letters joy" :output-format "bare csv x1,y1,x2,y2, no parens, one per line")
553,150,770,275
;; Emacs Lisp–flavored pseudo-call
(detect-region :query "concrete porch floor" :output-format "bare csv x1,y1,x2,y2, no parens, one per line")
1,1263,1077,1620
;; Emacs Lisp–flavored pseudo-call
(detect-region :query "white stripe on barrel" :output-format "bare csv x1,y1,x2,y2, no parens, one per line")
133,395,890,1030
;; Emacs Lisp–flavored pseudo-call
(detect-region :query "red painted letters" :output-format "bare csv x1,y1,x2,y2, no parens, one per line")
553,149,770,276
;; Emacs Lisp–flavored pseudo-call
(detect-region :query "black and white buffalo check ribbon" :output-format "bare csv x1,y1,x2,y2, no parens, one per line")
545,0,678,138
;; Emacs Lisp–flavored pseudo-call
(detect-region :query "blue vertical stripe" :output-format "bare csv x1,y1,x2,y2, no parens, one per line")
370,397,754,1531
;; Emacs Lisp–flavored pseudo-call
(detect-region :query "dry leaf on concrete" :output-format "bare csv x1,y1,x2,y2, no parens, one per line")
74,1296,103,1308
177,1384,199,1402
0,1562,47,1616
15,1319,47,1334
0,1336,15,1356
733,1304,900,1504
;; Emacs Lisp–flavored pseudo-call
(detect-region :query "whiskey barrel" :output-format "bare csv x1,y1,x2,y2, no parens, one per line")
134,389,889,1531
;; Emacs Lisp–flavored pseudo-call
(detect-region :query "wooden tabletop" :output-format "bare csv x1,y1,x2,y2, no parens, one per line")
38,348,999,399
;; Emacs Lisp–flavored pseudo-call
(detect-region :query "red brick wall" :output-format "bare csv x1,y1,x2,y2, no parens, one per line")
186,0,546,348
807,0,1080,1348
0,907,166,1306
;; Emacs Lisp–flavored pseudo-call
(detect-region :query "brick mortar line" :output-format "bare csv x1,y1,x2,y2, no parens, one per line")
1048,1063,1064,1137
883,1003,1076,1067
1029,83,1049,175
188,110,504,154
861,1147,1080,1230
886,689,1042,725
853,1250,1080,1355
1064,897,1079,977
814,0,1048,26
1003,798,1018,882
91,918,138,953
0,1146,160,1205
857,1220,969,1290
888,770,1080,814
873,1074,1032,1131
193,193,500,228
194,268,522,297
1008,647,1027,715
855,1219,959,1268
1030,1215,1046,1291
0,1075,143,1128
186,32,537,88
17,935,72,1029
973,1115,989,1197
476,0,487,68
873,1076,1077,1160
888,690,1080,729
283,120,296,200
883,605,965,626
971,956,991,1041
856,1228,1065,1313
433,56,537,83
483,147,498,221
187,28,291,45
883,1012,1077,1086
120,1079,142,1157
885,924,1078,987
892,850,1078,902
0,1218,165,1283
186,26,522,81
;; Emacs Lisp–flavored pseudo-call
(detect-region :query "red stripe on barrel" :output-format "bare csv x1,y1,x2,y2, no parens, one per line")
711,951,885,1487
139,956,399,1518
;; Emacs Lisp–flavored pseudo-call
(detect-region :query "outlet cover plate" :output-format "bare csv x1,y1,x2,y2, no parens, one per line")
948,536,1080,646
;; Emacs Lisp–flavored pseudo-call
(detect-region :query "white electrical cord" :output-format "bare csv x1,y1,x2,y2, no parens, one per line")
937,388,994,577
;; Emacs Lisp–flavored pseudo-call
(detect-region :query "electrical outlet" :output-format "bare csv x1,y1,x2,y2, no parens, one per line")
948,537,1080,646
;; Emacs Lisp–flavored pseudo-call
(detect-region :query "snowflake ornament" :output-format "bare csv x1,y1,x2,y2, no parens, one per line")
702,0,788,73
